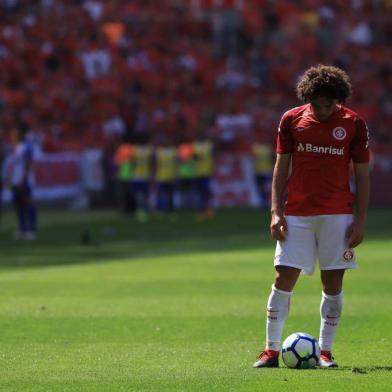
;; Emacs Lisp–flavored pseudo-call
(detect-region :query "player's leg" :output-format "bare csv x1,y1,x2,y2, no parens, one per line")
267,266,301,351
318,269,345,367
255,175,265,207
25,201,37,239
134,181,149,222
195,177,204,219
254,216,316,368
177,179,186,209
321,268,345,295
255,174,271,208
24,185,37,240
140,181,149,211
196,177,214,220
12,186,27,239
253,266,301,368
167,182,175,212
156,183,164,212
317,214,356,367
0,180,3,222
268,266,301,347
267,265,302,352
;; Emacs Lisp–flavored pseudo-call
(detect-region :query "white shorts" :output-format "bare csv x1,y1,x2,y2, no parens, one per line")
274,215,357,275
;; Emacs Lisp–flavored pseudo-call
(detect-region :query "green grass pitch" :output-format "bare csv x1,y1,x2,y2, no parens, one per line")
0,208,391,391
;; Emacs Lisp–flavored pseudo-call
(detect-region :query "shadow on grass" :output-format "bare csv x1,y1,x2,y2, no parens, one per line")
279,365,392,374
322,366,392,373
0,208,274,269
0,208,391,270
365,366,392,372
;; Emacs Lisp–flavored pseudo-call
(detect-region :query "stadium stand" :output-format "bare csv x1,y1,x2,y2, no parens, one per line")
0,1,391,207
0,0,390,152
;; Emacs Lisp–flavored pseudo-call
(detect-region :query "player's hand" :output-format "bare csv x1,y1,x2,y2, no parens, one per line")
270,212,288,241
345,221,365,248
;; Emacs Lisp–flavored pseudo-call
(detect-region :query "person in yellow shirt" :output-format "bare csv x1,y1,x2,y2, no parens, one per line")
193,139,215,220
252,141,273,207
132,140,153,221
154,140,177,212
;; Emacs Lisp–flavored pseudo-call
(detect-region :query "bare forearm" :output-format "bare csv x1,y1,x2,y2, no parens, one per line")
354,172,369,226
271,154,291,215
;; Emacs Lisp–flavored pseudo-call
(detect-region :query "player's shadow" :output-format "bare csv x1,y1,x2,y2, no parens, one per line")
327,366,392,373
364,366,392,372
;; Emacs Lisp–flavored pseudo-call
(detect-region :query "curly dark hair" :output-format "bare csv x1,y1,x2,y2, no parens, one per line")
296,65,352,103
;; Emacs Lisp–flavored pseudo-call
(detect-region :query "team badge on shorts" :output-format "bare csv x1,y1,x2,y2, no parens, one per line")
332,127,347,140
343,249,354,261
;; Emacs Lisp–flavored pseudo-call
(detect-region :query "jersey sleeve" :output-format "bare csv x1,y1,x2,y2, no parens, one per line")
350,117,370,163
276,112,294,153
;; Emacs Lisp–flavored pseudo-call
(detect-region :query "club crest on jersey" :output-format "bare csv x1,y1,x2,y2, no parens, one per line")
343,249,354,261
332,127,347,140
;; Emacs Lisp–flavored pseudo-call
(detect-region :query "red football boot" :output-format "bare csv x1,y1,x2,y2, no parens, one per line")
253,349,279,368
319,350,338,368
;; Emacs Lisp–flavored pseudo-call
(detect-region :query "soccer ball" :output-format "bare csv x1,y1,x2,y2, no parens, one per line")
281,332,320,369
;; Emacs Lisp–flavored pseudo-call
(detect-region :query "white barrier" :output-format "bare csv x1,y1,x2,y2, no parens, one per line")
2,151,83,202
211,153,259,207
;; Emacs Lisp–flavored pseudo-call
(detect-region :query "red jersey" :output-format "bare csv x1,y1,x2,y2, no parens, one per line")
276,104,369,216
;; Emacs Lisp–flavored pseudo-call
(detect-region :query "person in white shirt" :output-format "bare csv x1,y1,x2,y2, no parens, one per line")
7,126,37,240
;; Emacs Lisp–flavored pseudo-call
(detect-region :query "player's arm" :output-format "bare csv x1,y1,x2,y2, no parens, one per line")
347,116,370,248
270,153,291,241
346,162,369,248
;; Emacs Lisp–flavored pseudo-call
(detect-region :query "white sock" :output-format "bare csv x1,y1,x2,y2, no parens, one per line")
266,284,292,351
319,291,343,351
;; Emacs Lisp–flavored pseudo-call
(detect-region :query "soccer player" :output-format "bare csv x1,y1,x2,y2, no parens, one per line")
253,65,370,368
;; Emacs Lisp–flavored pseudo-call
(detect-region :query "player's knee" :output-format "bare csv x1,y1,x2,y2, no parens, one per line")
267,284,292,323
321,270,345,295
274,266,300,292
322,283,342,296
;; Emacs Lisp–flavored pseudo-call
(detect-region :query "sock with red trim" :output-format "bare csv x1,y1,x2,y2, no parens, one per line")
266,285,292,351
319,291,343,351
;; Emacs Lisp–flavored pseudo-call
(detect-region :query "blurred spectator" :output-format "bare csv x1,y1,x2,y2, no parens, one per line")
114,139,135,213
131,138,153,222
252,140,273,208
215,99,253,150
4,124,37,240
0,128,6,221
193,138,215,220
177,140,196,209
154,138,177,213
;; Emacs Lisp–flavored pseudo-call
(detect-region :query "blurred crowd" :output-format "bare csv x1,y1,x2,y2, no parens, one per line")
0,0,391,156
111,138,217,221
